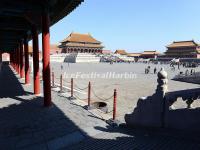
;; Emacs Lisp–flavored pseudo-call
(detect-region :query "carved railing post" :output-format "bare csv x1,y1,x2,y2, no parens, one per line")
125,67,169,128
156,68,168,97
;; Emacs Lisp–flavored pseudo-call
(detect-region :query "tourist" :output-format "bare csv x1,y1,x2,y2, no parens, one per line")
154,67,157,74
193,69,196,75
145,67,150,74
191,69,193,75
145,68,147,74
185,69,189,76
146,66,150,74
178,63,180,70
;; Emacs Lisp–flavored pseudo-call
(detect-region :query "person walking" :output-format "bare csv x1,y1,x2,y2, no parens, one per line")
145,68,147,74
178,63,180,70
191,69,193,75
61,64,63,70
185,69,189,76
154,67,157,74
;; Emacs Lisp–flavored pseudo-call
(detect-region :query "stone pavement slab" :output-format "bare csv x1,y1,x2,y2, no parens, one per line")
0,64,200,150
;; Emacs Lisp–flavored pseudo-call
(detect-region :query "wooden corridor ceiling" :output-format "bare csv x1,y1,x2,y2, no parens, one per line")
0,0,83,52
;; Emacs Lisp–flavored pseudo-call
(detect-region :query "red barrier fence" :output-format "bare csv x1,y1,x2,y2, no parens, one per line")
52,73,118,120
113,89,117,120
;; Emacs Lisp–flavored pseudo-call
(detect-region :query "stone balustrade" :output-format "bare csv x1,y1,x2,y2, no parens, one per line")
125,68,200,132
64,53,100,63
165,88,200,109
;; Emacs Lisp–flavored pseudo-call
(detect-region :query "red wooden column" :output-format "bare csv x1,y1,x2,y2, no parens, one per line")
15,49,17,72
32,27,40,95
10,52,12,66
17,47,19,73
24,37,30,84
15,49,18,72
11,52,14,67
0,51,2,62
42,11,52,107
12,52,15,67
17,45,20,74
20,41,25,78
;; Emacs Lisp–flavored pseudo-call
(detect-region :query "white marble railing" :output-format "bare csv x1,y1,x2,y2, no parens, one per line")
64,53,100,63
174,71,200,78
165,88,200,109
125,68,200,131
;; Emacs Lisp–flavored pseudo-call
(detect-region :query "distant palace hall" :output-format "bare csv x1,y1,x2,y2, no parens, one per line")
165,40,200,58
59,32,104,53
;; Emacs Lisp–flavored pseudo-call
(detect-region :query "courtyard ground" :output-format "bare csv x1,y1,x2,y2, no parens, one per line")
51,62,200,122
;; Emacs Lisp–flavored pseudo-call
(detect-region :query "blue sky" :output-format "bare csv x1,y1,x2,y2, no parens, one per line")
39,0,200,53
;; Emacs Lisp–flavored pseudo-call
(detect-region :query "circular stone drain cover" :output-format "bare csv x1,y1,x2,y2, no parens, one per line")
91,102,108,113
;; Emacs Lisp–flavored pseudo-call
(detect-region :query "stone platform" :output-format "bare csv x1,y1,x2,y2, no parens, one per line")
64,53,100,63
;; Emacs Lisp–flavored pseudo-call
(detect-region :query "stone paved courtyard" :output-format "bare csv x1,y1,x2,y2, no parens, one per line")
51,62,200,122
1,64,200,149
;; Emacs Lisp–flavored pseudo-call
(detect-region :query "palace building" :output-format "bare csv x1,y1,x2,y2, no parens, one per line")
59,32,104,53
165,40,200,58
114,50,127,55
141,51,159,59
115,50,159,59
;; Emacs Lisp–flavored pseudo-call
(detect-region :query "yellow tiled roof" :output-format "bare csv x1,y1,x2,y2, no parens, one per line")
142,51,159,55
61,32,101,44
167,40,198,48
64,42,103,48
127,53,141,57
114,50,127,55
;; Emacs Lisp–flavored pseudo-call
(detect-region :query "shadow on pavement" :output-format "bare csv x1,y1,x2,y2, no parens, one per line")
0,64,200,150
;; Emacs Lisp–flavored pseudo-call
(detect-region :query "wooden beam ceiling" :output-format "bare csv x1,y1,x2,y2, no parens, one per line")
0,0,84,52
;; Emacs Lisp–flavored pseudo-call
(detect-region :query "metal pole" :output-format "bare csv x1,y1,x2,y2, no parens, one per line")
88,82,91,107
71,78,73,97
113,89,117,120
60,74,63,92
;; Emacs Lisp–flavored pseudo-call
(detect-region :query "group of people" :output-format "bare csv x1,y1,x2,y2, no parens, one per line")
184,69,196,76
145,66,157,74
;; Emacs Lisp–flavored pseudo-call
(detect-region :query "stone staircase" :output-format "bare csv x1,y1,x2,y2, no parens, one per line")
64,53,100,63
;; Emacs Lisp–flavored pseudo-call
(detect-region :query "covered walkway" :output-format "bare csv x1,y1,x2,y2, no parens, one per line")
0,63,107,149
0,0,83,107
